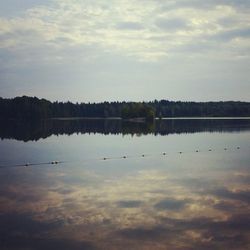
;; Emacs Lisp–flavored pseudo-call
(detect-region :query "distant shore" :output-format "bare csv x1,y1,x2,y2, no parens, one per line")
1,96,250,120
50,116,250,121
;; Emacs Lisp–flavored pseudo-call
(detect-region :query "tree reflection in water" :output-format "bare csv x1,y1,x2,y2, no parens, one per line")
0,118,250,141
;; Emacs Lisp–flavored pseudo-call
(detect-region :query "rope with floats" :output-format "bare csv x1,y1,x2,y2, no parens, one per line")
0,146,245,169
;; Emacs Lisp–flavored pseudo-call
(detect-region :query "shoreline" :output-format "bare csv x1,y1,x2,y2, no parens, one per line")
50,116,250,121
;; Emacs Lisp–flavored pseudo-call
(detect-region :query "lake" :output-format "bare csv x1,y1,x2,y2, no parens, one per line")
0,118,250,250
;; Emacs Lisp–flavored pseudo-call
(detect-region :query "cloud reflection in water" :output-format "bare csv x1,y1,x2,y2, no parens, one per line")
0,159,249,249
0,122,250,249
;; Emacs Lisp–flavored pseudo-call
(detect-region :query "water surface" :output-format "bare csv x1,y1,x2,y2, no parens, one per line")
0,119,250,249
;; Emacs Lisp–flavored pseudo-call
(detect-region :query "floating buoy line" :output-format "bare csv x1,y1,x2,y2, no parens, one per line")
0,161,66,169
0,146,247,169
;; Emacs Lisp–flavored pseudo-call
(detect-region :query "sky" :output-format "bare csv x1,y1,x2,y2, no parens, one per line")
0,0,249,103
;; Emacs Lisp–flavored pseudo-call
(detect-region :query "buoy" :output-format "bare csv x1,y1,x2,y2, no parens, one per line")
4,143,245,170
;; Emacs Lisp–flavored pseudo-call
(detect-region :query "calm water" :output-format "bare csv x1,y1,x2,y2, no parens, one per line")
0,119,250,250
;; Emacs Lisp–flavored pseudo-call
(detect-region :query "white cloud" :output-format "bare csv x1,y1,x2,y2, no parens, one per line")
0,0,249,102
0,0,249,62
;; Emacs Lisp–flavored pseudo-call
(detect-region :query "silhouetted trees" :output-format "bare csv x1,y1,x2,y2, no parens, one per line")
121,103,155,121
0,96,250,120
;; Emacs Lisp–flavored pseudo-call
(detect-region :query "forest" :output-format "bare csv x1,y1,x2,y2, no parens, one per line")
0,96,250,120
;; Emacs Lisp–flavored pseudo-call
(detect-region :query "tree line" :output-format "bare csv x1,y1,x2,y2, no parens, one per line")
0,96,250,120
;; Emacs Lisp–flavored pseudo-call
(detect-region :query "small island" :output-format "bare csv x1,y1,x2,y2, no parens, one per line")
121,103,155,121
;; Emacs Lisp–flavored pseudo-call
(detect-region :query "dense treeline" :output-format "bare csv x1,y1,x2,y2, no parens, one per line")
121,103,155,121
0,96,250,120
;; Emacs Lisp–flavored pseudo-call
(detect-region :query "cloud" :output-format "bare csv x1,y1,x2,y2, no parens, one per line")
158,0,250,11
210,188,250,204
212,27,250,41
0,0,249,101
116,214,250,248
154,198,189,210
0,0,249,63
0,213,95,250
117,226,167,240
1,164,250,249
0,0,53,17
117,200,143,208
155,18,188,31
116,21,144,30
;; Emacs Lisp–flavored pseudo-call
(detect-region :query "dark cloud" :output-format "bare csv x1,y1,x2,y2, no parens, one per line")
117,200,143,208
160,214,250,234
116,214,250,248
212,28,250,41
117,226,167,240
50,187,75,195
172,177,215,191
213,200,244,212
200,0,250,9
116,22,144,30
0,0,53,16
0,213,62,234
218,17,240,28
155,18,188,31
210,188,250,203
1,236,96,250
158,0,250,12
0,213,96,250
167,42,217,57
154,198,189,210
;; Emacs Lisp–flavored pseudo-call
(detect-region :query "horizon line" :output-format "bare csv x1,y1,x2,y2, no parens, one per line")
1,95,250,104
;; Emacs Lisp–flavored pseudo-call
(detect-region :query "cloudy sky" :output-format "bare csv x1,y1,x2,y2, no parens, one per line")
0,0,249,102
